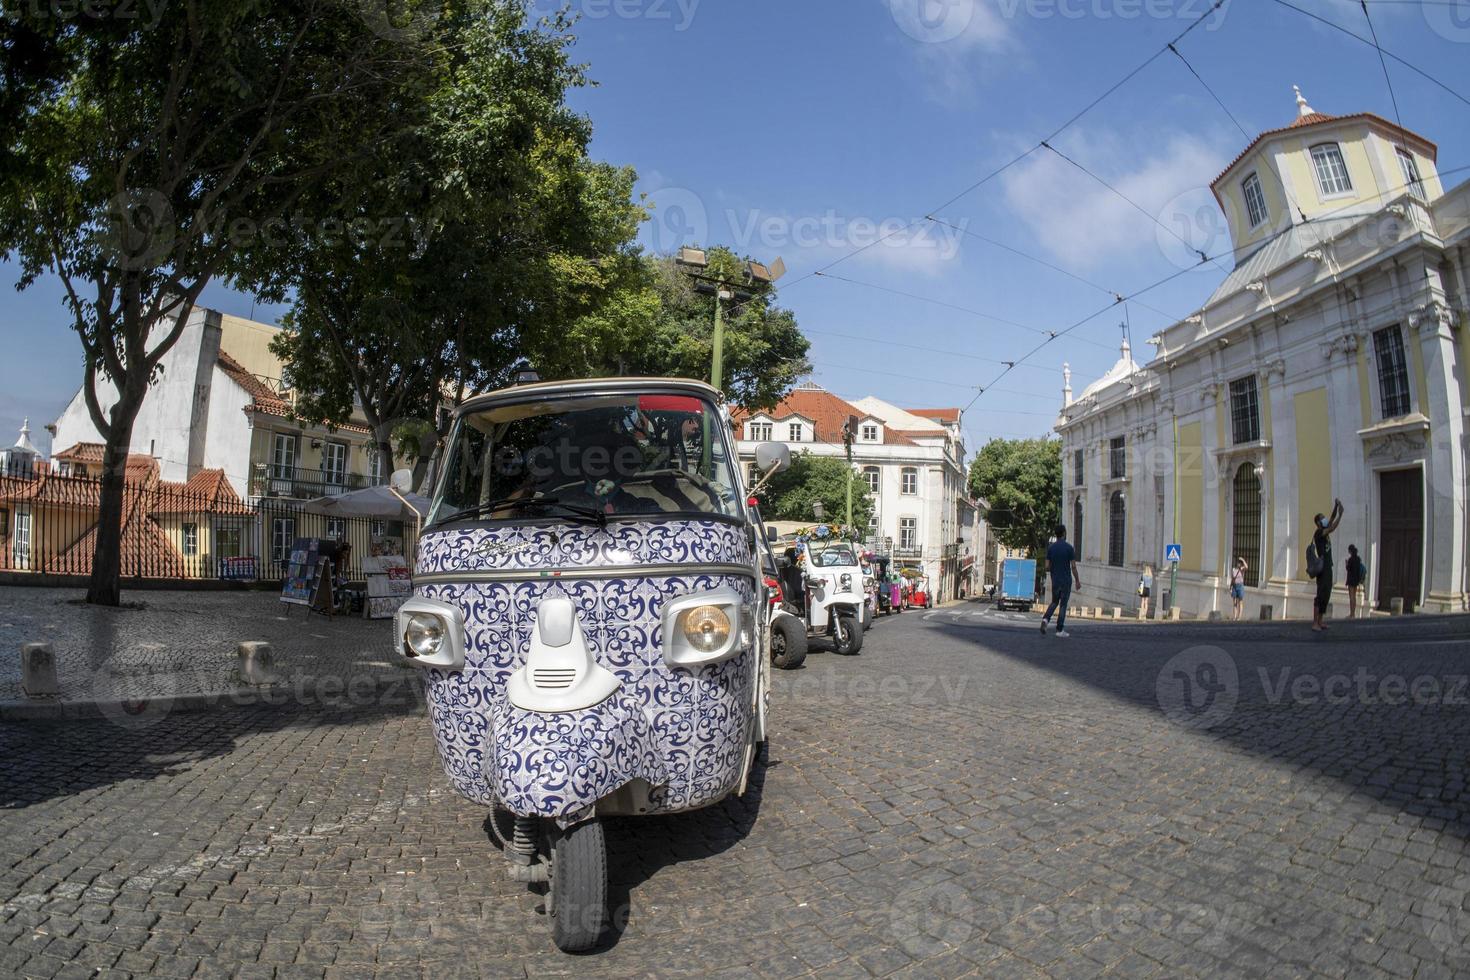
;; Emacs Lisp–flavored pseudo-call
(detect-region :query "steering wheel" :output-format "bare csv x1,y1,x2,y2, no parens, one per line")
625,467,730,504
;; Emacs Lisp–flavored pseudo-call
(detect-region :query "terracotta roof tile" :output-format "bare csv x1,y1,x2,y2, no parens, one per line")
734,387,918,446
215,350,372,435
903,408,961,424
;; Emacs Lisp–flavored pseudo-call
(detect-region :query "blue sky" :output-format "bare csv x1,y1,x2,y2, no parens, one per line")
5,0,1470,459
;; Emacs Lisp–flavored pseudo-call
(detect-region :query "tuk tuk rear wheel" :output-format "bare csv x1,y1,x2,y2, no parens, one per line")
770,617,807,670
832,613,863,655
550,819,606,953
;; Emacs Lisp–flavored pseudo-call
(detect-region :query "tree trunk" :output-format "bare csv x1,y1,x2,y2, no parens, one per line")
85,414,138,606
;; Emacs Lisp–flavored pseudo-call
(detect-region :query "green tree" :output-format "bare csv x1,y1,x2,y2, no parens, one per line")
968,437,1062,559
761,452,873,530
0,0,458,604
535,246,811,411
255,6,646,489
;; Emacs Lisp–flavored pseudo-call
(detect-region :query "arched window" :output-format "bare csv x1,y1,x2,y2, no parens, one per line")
1108,491,1125,567
1231,463,1262,587
1073,497,1084,561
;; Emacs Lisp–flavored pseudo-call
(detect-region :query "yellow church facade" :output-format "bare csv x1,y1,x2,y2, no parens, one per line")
1056,90,1469,619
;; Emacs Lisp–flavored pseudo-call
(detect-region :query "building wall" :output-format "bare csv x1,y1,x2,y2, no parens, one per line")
203,363,255,498
51,308,221,482
1060,180,1469,619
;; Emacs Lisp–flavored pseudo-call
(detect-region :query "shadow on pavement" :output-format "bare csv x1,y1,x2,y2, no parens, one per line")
0,688,426,809
928,609,1470,840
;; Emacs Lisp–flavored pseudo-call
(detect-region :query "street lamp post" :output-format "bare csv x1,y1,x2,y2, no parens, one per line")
673,247,785,392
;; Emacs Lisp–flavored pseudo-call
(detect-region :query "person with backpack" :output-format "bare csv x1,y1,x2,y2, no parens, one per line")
1308,498,1344,632
1229,557,1248,621
1345,544,1366,619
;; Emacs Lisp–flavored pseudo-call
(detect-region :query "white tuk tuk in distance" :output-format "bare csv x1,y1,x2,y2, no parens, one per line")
390,377,790,952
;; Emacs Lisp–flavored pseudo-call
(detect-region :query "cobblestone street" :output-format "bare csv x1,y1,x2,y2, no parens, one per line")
3,602,1469,977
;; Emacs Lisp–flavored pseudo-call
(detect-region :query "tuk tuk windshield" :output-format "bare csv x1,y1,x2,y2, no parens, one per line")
810,543,857,567
428,391,742,525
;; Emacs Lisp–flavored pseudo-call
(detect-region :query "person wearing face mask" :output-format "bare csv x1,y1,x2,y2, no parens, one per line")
1310,498,1344,632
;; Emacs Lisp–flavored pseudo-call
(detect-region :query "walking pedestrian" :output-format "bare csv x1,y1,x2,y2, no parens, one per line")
1138,565,1154,619
1309,498,1344,632
1345,544,1366,619
1230,557,1247,621
1039,524,1081,638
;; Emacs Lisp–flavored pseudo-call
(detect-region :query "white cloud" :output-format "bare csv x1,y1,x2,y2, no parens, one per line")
885,0,1017,99
999,127,1235,271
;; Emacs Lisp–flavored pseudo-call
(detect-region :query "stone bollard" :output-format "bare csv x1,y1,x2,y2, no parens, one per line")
1137,606,1148,621
21,642,59,698
1208,610,1223,622
1169,607,1181,622
1111,607,1122,621
1389,597,1404,615
236,641,280,687
1259,605,1274,621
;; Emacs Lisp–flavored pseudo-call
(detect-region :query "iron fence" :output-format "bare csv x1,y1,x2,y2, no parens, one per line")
0,472,417,583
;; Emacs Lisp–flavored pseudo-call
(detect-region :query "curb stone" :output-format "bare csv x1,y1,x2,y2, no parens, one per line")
0,674,423,723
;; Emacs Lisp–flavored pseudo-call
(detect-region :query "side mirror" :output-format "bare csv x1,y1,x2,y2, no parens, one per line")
765,525,778,543
754,442,790,475
390,468,414,494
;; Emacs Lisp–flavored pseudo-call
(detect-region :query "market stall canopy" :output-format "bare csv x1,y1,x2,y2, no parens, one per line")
302,485,429,520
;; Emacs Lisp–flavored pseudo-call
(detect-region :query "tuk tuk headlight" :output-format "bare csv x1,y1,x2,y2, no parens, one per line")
404,613,445,659
680,605,731,653
840,573,852,591
663,588,745,667
394,597,465,671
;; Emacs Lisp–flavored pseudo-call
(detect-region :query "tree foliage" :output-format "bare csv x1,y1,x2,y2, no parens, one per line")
761,452,873,530
0,0,462,603
252,4,645,487
531,246,811,411
968,437,1061,558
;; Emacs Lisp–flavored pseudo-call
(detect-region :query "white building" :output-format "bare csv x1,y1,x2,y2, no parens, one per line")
732,382,968,600
1056,91,1469,618
51,306,392,502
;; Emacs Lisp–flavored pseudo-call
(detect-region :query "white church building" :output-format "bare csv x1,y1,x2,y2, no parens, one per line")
1056,90,1469,619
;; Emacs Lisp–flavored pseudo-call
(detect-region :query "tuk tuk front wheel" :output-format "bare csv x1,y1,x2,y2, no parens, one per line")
832,613,863,655
550,820,607,953
770,617,807,670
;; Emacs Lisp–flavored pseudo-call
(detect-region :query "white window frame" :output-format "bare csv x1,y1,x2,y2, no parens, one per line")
1395,147,1425,199
271,517,295,562
322,441,347,487
271,432,297,479
901,467,918,495
863,466,880,494
326,517,345,540
1310,142,1353,197
787,422,803,442
899,517,918,552
13,510,31,568
860,423,879,442
748,421,773,442
182,522,198,557
1242,172,1268,228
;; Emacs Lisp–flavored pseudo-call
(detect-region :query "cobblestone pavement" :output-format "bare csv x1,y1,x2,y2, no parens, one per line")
0,589,411,703
2,601,1468,977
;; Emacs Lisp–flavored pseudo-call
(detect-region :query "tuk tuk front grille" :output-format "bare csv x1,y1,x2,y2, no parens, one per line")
532,669,578,689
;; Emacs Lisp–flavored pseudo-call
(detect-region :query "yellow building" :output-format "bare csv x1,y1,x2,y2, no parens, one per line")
1057,90,1469,618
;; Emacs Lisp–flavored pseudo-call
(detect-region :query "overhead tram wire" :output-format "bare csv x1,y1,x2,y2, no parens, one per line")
1270,0,1470,109
1165,39,1311,225
959,159,1470,416
924,216,1191,325
761,0,1230,300
1357,1,1407,135
811,270,1118,352
801,327,1058,375
1039,140,1233,277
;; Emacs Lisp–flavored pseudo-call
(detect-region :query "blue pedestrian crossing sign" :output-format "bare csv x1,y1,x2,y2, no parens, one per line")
1165,544,1183,564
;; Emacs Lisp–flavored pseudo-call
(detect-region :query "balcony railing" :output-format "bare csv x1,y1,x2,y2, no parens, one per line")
250,464,384,500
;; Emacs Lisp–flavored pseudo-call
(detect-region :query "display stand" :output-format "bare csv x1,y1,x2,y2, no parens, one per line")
363,555,411,620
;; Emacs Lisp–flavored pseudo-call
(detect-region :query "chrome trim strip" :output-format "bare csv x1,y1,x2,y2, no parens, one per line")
415,561,756,585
